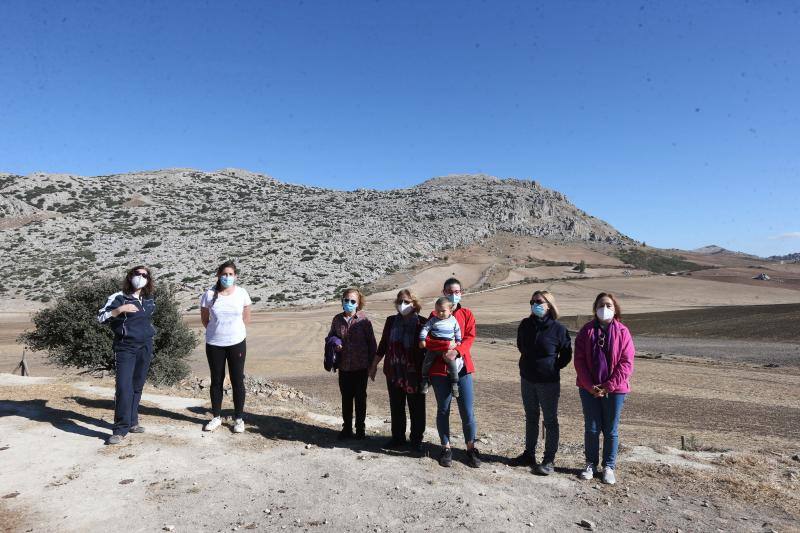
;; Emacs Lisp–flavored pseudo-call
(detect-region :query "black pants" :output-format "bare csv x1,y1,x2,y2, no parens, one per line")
113,341,153,436
338,369,368,432
387,378,426,443
206,340,247,418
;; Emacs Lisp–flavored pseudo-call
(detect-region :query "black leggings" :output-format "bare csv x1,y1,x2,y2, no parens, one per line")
206,340,246,418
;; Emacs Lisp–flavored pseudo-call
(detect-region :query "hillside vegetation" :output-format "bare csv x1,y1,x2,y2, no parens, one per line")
0,169,630,306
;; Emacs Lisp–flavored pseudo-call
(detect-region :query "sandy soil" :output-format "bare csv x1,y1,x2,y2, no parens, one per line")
2,356,799,533
3,263,800,532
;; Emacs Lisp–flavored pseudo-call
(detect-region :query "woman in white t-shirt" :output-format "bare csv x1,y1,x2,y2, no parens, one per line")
200,260,252,433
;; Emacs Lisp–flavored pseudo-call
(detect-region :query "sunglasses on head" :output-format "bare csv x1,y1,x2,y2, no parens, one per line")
342,299,358,305
134,272,149,279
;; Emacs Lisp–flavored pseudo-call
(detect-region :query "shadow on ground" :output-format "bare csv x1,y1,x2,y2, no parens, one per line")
0,399,111,441
2,396,511,466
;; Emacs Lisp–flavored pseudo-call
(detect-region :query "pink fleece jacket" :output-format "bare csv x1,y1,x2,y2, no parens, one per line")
573,319,635,394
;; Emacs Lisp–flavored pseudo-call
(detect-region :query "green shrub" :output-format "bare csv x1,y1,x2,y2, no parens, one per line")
616,249,705,274
18,279,197,385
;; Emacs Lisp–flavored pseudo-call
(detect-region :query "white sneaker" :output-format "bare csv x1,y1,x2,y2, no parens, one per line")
579,464,595,480
233,418,245,434
602,467,616,485
204,416,222,432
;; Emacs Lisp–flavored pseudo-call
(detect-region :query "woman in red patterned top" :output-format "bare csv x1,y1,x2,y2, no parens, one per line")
370,289,427,453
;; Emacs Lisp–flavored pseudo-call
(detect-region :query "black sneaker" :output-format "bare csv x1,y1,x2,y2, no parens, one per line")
383,438,407,449
438,447,453,467
354,428,366,440
411,440,424,454
509,451,534,467
534,461,554,475
466,447,482,468
337,429,354,441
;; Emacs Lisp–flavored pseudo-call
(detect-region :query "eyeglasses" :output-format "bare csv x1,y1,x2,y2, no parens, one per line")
530,300,546,305
342,299,358,305
134,272,149,279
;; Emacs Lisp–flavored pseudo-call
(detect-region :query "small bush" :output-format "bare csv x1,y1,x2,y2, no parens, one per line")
617,249,705,274
18,279,197,385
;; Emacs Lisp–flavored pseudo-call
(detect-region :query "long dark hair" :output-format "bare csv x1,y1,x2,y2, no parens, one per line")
123,265,154,297
211,260,238,306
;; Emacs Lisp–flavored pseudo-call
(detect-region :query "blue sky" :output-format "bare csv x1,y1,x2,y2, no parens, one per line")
1,1,798,256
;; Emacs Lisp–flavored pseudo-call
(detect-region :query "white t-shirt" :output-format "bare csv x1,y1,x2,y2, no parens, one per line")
200,286,252,347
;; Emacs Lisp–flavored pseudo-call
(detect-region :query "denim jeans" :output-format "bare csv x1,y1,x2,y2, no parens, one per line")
521,378,560,463
579,388,626,469
113,341,153,436
431,370,477,446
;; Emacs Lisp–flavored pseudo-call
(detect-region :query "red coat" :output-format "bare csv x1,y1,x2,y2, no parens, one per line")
427,304,476,377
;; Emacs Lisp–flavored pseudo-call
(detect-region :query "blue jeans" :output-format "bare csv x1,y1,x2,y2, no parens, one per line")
431,370,477,446
521,379,560,463
579,388,626,469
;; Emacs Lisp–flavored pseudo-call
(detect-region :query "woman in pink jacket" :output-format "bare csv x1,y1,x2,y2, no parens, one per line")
573,292,635,485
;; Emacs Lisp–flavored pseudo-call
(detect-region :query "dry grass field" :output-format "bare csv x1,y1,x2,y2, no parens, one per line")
2,245,800,531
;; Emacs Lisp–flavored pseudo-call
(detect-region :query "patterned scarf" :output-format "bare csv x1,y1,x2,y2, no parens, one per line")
385,313,420,392
591,320,614,385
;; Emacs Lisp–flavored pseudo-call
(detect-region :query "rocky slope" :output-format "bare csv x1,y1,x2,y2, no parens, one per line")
769,252,800,263
0,169,630,306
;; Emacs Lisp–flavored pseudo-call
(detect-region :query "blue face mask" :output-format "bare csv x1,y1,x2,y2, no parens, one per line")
446,293,461,306
531,304,547,318
342,301,357,313
220,275,235,288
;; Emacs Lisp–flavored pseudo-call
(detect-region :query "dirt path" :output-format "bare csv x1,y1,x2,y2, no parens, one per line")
2,371,799,533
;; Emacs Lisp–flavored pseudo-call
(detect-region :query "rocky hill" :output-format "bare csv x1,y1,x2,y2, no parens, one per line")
0,169,630,307
692,245,760,259
769,252,800,263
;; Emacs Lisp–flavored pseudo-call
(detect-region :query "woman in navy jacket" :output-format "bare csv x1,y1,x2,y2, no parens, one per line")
510,290,572,474
97,266,157,445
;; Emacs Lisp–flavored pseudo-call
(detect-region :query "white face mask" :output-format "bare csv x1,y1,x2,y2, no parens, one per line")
596,306,614,322
131,275,147,290
396,302,414,315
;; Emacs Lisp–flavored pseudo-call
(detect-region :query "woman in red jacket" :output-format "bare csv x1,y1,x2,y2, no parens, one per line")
429,278,480,468
573,292,635,485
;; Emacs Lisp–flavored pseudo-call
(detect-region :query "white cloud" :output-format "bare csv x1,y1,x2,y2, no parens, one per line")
769,232,800,240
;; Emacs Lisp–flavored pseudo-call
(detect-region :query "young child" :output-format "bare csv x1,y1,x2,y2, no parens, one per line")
419,296,462,397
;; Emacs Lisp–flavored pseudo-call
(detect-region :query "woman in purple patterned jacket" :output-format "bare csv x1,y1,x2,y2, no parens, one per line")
327,287,377,440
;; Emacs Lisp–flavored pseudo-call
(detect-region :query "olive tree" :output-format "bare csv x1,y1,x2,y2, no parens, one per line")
19,278,197,385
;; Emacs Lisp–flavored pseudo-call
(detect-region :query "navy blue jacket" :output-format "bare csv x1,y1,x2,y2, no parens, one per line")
97,292,156,346
517,315,572,383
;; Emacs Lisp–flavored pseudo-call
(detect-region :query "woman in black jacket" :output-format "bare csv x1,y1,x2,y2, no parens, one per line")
509,290,572,474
